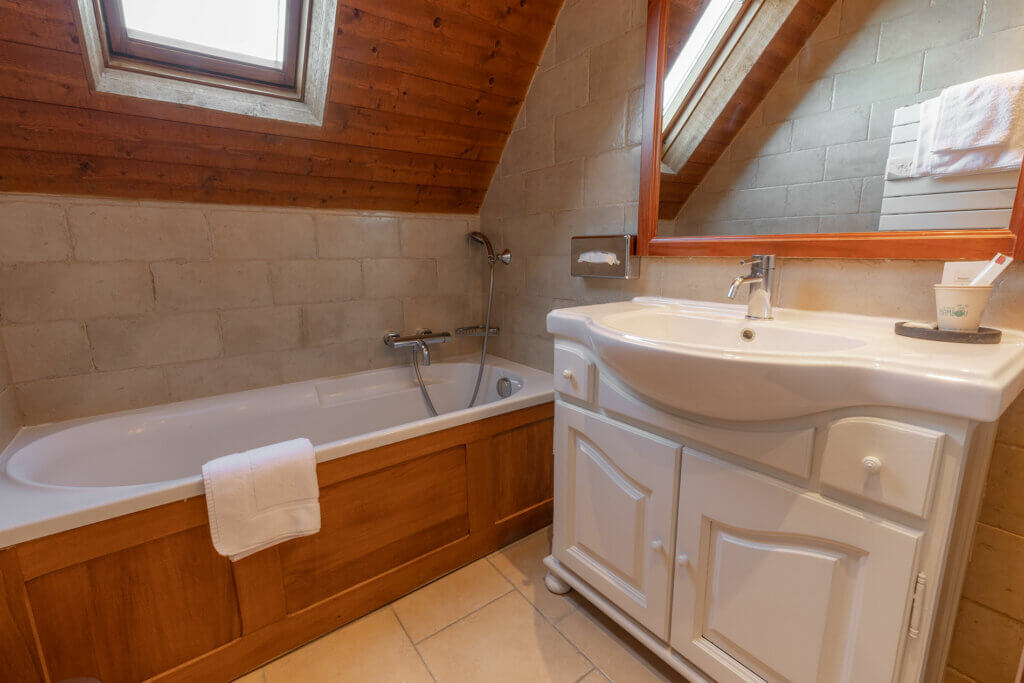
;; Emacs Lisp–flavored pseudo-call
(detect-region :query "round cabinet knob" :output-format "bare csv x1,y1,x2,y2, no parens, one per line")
562,369,573,380
651,538,665,553
862,455,883,473
676,553,690,567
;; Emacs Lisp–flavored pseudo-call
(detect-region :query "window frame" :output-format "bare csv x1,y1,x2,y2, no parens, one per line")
661,0,748,136
96,0,308,94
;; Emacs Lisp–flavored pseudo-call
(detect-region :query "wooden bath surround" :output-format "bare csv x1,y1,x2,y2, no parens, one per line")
0,402,554,682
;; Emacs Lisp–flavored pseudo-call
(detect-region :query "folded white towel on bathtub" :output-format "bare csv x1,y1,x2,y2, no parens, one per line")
202,438,320,561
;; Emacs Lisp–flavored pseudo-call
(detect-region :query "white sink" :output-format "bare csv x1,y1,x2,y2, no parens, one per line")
547,297,1024,422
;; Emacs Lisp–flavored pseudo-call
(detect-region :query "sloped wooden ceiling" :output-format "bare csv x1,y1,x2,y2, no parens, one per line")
659,0,837,219
0,0,562,212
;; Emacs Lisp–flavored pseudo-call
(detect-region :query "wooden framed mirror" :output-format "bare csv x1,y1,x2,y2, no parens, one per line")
637,0,1024,259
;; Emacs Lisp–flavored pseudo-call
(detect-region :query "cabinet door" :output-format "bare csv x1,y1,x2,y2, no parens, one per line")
671,448,921,683
553,402,680,638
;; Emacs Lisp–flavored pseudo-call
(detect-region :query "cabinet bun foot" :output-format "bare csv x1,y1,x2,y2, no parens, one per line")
544,571,571,595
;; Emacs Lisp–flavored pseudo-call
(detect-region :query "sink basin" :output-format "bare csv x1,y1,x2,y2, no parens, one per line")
547,297,1024,422
601,308,867,354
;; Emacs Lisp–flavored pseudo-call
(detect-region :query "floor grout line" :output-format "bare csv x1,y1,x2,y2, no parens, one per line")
484,547,604,680
411,584,515,645
391,605,439,683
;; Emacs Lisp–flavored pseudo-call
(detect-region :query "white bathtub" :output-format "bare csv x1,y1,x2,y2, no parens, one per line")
0,356,553,546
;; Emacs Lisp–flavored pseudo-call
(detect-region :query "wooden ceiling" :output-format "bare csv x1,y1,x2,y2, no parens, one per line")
0,0,562,212
659,0,837,219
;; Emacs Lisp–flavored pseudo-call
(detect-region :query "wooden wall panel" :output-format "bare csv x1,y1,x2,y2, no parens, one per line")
0,0,563,211
0,549,45,683
279,445,471,612
493,417,554,521
26,526,241,683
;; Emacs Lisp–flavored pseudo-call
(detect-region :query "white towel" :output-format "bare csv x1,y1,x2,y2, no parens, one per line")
202,438,320,561
934,70,1024,153
913,95,1024,177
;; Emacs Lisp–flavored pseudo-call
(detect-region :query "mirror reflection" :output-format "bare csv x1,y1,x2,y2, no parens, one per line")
656,0,1024,239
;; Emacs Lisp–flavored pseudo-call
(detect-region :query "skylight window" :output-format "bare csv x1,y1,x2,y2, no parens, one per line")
120,0,290,68
662,0,748,132
100,0,305,88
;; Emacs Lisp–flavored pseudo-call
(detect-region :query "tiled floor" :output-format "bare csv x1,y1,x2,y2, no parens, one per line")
234,527,687,682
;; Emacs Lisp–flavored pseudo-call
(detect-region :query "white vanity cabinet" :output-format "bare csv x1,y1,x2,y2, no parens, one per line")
671,448,921,683
552,403,680,638
544,298,1024,683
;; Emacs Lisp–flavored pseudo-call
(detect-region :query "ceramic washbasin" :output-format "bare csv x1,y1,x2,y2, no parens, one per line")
547,297,1024,422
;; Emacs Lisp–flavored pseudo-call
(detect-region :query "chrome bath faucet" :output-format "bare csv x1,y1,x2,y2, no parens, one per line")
727,254,775,320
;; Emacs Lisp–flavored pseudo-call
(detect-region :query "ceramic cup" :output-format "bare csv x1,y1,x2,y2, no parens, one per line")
934,284,993,332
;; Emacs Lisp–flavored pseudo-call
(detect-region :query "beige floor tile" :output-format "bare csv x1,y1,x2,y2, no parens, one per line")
556,604,685,682
417,591,592,683
578,670,610,682
231,670,264,683
489,526,577,622
393,559,513,642
263,607,432,683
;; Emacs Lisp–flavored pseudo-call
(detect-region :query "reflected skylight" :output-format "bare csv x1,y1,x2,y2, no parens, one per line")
119,0,289,68
663,0,745,122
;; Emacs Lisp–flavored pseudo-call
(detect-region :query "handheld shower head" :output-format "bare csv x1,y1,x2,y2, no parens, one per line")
469,231,511,265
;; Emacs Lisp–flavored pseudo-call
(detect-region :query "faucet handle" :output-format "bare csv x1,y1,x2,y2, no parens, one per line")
740,254,774,268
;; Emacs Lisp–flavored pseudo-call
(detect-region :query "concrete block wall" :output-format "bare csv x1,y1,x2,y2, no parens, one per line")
0,194,486,425
0,334,16,449
668,0,1024,236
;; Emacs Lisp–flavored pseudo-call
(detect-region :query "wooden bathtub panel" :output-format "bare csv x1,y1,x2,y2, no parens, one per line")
26,526,241,683
493,418,555,522
2,402,555,682
0,549,46,682
279,446,471,612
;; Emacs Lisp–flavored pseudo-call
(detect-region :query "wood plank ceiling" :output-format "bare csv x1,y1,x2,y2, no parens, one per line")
0,0,563,212
659,0,836,219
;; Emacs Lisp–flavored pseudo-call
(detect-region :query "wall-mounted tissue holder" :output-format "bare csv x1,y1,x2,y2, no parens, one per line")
570,235,639,279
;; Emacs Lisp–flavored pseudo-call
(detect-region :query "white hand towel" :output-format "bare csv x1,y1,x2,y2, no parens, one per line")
912,97,940,177
202,438,320,561
933,70,1024,153
914,95,1024,177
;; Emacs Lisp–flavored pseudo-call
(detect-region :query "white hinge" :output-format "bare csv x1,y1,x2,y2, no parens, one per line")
908,572,927,638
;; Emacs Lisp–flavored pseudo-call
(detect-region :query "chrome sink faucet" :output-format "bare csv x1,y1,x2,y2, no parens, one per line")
727,254,775,320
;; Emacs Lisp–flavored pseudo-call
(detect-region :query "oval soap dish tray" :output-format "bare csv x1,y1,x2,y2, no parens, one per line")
895,322,1002,344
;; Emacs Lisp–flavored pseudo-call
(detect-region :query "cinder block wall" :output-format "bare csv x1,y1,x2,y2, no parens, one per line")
0,334,16,446
0,195,485,424
668,0,1024,236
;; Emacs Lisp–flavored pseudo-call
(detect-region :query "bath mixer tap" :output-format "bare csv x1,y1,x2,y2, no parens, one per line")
383,329,450,366
727,254,775,320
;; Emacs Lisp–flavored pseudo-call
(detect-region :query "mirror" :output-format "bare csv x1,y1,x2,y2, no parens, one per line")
639,0,1024,258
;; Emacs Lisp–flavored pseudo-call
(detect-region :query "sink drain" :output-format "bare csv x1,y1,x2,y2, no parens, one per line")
740,328,756,342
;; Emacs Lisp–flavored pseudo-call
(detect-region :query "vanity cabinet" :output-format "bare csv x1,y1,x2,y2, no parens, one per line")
552,403,680,638
671,448,921,683
543,341,1004,683
545,299,1022,682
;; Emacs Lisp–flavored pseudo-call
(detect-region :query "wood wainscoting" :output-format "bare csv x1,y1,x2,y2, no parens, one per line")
0,402,554,683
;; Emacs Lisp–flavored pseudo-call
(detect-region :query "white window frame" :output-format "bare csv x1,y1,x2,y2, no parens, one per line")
72,0,338,126
661,0,769,174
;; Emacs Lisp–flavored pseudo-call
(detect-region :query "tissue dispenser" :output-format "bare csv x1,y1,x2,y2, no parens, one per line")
570,235,639,279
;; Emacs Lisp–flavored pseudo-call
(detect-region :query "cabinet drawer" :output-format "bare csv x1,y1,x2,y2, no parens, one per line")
820,417,944,518
554,344,594,403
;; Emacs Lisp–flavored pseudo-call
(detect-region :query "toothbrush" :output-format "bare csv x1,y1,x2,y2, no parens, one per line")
969,253,1013,286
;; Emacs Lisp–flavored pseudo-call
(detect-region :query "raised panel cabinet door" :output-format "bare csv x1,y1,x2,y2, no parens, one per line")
670,448,922,683
553,402,681,638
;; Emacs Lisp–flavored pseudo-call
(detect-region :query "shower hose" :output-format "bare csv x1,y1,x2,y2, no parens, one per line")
412,261,495,417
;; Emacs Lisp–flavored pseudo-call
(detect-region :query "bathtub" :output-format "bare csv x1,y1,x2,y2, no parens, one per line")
0,355,553,547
